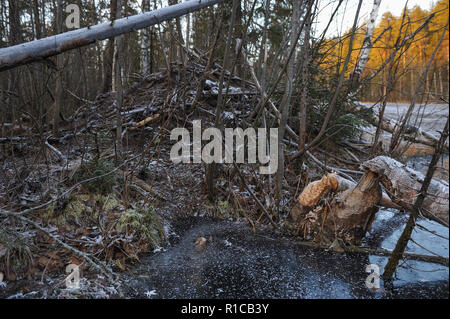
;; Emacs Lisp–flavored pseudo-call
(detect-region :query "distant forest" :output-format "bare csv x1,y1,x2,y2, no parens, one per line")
0,0,448,132
321,0,449,102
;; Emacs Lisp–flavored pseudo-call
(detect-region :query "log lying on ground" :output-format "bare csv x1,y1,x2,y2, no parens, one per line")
363,156,449,226
347,102,449,151
290,155,448,246
0,0,224,72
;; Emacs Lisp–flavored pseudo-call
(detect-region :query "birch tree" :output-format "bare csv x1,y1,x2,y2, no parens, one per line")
349,0,381,91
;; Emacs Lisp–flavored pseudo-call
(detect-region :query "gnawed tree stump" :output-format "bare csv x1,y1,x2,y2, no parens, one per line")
290,156,449,247
292,171,382,246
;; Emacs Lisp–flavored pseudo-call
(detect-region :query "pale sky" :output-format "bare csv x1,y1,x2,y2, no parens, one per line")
314,0,436,37
134,0,435,38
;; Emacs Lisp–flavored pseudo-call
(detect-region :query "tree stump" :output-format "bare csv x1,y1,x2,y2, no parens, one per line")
290,156,449,247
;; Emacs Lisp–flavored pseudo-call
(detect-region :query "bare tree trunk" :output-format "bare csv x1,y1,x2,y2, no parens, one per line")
260,0,270,92
53,0,63,137
32,0,42,40
293,169,382,246
103,0,118,93
114,0,124,162
350,0,381,91
0,0,225,72
291,152,449,246
205,0,238,200
169,0,186,65
6,0,22,148
185,0,191,51
364,156,449,226
298,7,312,154
275,0,302,208
141,0,150,74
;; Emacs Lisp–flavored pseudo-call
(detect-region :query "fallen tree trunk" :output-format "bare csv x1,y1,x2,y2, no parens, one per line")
0,0,224,72
363,156,449,226
348,102,449,152
290,155,448,246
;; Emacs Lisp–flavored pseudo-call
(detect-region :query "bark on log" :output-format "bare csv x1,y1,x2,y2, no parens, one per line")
0,0,224,72
363,156,449,226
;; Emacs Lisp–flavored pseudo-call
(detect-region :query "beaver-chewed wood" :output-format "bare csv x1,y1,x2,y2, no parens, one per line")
290,155,449,246
292,170,381,246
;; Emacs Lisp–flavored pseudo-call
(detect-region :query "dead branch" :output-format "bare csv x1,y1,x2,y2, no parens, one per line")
118,169,166,201
232,161,278,229
45,138,67,163
16,214,118,286
261,235,449,266
129,113,160,131
344,245,448,266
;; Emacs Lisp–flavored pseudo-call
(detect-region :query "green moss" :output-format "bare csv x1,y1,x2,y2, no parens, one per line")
217,200,231,218
115,206,166,250
44,194,123,227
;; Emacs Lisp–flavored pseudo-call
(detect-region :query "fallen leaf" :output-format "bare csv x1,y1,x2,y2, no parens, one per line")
194,237,207,253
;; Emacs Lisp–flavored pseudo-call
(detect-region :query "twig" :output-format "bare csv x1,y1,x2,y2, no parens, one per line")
129,114,160,131
232,161,278,229
45,138,67,163
344,245,448,267
0,155,135,216
17,215,117,285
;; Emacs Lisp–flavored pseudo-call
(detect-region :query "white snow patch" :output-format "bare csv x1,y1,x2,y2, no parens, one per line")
144,290,158,298
153,246,166,253
223,111,235,120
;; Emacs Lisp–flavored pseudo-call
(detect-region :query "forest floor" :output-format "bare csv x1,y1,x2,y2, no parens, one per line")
0,60,448,299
